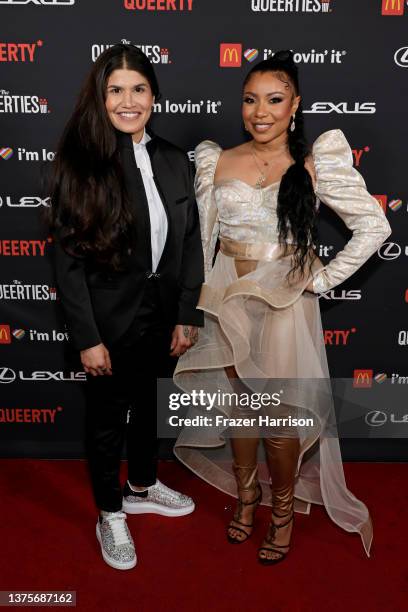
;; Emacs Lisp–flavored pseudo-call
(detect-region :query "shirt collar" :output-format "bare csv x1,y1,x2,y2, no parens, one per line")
133,129,151,149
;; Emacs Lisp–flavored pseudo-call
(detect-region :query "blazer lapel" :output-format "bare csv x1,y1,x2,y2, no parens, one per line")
146,133,182,205
116,130,152,270
146,135,174,272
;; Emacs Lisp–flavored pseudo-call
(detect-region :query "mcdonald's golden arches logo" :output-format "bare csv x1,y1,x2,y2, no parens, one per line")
382,0,405,15
0,324,11,344
353,369,373,388
220,43,242,67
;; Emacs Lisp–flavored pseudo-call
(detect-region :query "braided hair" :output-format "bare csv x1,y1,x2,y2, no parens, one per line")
243,50,317,277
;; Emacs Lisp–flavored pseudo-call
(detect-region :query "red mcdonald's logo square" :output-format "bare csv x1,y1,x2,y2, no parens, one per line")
382,0,404,15
220,43,242,67
0,324,11,344
353,369,373,388
373,195,387,213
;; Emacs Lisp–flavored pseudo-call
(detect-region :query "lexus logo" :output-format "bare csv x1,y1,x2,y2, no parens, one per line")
303,102,376,115
378,242,401,260
0,1,75,5
0,367,16,383
365,410,387,427
0,196,51,208
394,47,408,68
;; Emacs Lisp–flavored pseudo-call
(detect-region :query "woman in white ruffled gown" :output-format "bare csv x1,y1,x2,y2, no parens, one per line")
174,51,390,563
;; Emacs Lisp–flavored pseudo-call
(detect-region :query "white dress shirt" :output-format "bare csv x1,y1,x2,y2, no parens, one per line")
133,130,168,272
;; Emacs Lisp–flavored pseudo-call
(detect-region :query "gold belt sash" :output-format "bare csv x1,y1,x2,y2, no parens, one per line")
219,236,296,262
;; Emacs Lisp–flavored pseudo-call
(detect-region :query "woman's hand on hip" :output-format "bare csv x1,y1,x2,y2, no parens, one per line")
80,343,112,376
170,325,199,357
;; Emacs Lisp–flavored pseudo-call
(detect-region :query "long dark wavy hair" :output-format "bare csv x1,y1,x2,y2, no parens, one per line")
47,43,160,269
243,50,317,276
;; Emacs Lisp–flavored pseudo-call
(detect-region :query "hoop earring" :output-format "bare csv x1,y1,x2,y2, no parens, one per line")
290,115,296,133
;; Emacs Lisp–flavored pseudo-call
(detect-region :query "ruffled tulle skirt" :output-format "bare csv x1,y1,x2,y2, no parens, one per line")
173,243,372,556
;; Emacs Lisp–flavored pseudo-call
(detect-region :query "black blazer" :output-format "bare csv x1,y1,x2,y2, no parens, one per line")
53,130,204,351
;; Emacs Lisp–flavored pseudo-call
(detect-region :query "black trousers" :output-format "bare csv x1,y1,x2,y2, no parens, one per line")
84,279,175,512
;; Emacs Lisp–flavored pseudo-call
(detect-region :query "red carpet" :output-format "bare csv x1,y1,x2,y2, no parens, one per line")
1,460,407,612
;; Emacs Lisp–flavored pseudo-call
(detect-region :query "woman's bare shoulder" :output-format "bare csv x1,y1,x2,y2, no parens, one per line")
217,141,250,164
224,141,250,155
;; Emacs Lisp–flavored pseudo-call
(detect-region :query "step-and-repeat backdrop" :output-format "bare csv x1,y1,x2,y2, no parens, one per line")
1,0,407,459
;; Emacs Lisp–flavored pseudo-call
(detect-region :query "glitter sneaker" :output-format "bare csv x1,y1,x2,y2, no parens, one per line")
122,479,195,517
96,510,137,570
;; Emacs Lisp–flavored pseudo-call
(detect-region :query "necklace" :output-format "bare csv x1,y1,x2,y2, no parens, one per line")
251,143,275,189
252,144,272,167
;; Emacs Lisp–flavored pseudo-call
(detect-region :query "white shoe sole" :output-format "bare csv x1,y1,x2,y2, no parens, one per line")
122,499,195,517
96,523,137,570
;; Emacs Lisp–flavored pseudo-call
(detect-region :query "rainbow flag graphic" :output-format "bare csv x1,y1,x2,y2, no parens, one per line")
12,329,25,340
388,199,402,212
244,49,259,62
0,147,13,160
374,372,387,384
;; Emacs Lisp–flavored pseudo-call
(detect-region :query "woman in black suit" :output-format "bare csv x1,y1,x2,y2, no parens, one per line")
48,44,204,570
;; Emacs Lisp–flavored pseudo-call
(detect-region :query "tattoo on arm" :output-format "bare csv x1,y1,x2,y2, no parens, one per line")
183,326,199,343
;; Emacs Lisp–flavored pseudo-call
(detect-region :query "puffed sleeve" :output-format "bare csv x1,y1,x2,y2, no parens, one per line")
311,129,391,293
194,140,222,281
